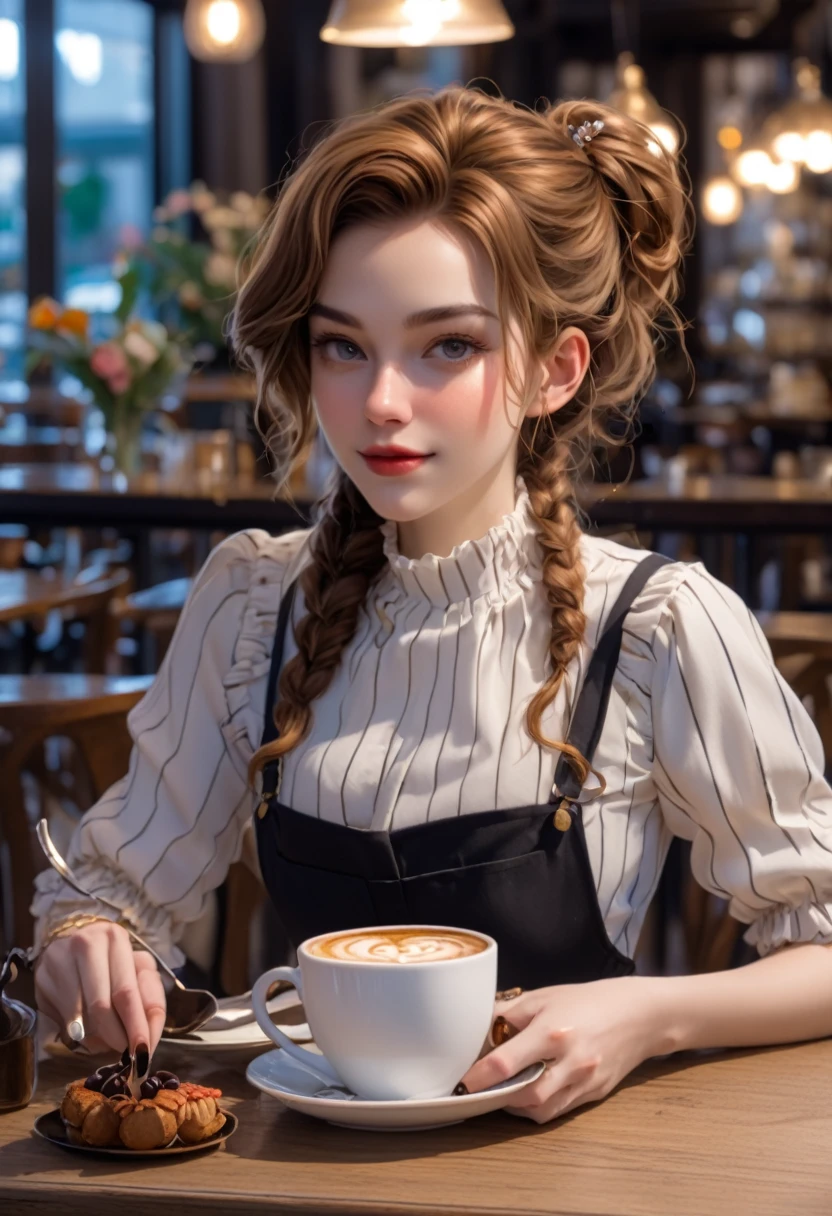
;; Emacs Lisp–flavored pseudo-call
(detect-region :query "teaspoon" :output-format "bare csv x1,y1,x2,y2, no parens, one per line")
35,819,218,1036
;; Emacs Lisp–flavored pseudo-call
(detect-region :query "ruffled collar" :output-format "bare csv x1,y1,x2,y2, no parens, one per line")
377,476,542,608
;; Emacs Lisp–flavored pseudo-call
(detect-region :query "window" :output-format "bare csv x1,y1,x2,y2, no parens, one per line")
0,0,25,381
56,0,154,314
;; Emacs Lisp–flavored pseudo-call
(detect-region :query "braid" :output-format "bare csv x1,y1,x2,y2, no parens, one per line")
517,434,601,792
248,469,386,785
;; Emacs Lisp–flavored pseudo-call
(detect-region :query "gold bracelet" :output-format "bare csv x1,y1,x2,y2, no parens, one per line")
37,912,133,956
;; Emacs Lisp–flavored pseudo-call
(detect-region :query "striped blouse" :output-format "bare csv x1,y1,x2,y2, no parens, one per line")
32,478,832,966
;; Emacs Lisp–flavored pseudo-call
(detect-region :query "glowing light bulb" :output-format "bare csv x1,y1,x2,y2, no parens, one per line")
650,121,679,156
766,159,799,194
702,176,743,225
400,0,460,45
734,148,772,186
717,125,743,151
804,130,832,174
206,1,241,45
772,129,806,163
183,0,265,63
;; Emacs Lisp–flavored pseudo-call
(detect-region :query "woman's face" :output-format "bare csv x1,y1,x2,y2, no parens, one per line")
308,218,531,543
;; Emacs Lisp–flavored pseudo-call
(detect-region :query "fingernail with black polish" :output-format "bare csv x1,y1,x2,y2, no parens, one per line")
120,1046,132,1068
453,1082,468,1096
135,1043,150,1076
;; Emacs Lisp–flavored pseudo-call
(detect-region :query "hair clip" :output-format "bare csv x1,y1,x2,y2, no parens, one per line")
568,119,605,149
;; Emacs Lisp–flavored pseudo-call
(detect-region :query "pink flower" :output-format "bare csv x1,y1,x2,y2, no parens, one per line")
118,223,144,251
165,189,193,217
90,342,132,395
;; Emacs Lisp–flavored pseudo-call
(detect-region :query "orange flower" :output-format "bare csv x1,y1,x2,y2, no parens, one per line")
56,308,89,340
28,297,63,330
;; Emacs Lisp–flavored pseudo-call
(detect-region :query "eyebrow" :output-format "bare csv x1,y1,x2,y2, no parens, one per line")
307,303,499,329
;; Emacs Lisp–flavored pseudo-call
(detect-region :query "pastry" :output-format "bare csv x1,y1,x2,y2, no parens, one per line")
59,1063,227,1150
171,1084,226,1143
60,1083,121,1147
114,1095,178,1150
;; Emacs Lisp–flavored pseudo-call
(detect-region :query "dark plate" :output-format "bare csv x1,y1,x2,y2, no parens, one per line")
33,1108,238,1157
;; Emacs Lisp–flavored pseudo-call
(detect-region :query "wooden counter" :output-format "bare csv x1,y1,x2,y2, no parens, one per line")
2,1038,831,1214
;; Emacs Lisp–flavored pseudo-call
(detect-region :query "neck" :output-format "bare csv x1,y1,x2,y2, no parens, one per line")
395,460,519,560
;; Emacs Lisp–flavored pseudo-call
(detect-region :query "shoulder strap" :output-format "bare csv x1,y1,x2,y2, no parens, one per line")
258,576,299,795
550,552,673,806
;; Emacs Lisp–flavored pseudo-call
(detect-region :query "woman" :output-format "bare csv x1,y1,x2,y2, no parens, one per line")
34,87,832,1125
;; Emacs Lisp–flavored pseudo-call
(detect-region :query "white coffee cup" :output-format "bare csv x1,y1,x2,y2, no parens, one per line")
250,925,497,1101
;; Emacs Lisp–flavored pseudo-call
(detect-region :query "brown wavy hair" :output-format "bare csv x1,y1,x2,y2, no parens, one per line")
232,85,691,792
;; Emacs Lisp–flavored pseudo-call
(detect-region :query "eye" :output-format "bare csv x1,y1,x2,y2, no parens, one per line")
310,334,365,362
429,334,488,362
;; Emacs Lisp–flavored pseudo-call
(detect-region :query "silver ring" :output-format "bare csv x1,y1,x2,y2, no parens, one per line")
67,1017,85,1043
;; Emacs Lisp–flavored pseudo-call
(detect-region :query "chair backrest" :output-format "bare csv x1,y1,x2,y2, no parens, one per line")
0,674,152,953
65,567,132,671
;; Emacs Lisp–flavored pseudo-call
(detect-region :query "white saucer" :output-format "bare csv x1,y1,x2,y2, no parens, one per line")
246,1048,545,1131
160,990,311,1053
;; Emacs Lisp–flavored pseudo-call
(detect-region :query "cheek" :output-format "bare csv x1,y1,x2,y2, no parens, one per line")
414,363,507,435
311,368,365,437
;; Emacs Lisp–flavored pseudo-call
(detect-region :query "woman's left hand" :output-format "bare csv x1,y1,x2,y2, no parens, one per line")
459,976,667,1124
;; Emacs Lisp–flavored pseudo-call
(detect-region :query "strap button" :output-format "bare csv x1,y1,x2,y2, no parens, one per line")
553,802,573,832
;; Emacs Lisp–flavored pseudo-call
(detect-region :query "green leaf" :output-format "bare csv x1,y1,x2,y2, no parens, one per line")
24,349,48,378
115,266,140,323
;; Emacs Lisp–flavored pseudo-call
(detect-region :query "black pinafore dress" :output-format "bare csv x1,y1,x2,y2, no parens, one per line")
254,552,671,990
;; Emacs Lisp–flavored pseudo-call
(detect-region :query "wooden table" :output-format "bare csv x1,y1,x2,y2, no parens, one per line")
3,466,832,536
0,464,306,532
584,474,832,532
0,570,87,624
3,1039,832,1214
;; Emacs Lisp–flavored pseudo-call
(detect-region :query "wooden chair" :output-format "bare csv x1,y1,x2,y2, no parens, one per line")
0,674,153,955
0,525,28,570
757,611,832,762
0,566,129,672
110,577,192,672
679,612,832,976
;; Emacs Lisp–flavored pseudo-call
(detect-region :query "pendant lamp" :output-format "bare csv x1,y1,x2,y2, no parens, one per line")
183,0,266,63
607,52,679,156
320,0,515,48
763,59,832,175
701,175,743,225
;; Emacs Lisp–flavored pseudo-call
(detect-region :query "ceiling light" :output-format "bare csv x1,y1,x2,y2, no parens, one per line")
717,125,743,151
607,53,680,157
764,59,832,172
804,130,832,175
702,175,743,225
183,0,266,63
319,0,515,47
765,158,799,193
733,145,773,186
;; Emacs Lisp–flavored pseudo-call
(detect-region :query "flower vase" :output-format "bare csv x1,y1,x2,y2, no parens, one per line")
107,403,145,480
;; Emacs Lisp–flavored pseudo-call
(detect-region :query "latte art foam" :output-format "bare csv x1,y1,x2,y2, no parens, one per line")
308,929,487,964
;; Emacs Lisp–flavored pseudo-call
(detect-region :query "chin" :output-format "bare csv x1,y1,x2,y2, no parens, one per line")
347,472,447,524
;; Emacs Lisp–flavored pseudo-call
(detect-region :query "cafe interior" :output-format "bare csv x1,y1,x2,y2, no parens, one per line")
1,0,832,1206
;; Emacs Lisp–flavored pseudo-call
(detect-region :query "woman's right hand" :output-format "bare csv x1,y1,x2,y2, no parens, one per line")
35,920,167,1055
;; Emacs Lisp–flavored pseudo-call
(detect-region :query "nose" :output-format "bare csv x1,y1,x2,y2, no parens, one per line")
363,363,413,426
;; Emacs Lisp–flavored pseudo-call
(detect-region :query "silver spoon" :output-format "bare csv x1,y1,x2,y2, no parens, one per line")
35,819,218,1036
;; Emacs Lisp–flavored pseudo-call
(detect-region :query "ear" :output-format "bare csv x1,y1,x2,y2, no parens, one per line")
526,327,591,419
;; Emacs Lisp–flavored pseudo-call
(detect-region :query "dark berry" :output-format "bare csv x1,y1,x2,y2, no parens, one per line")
84,1074,103,1091
140,1078,160,1099
96,1062,123,1080
163,1078,180,1090
101,1074,127,1097
154,1071,177,1082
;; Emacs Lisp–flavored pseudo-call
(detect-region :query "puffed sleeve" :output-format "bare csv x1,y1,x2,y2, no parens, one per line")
30,526,307,966
649,562,832,955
